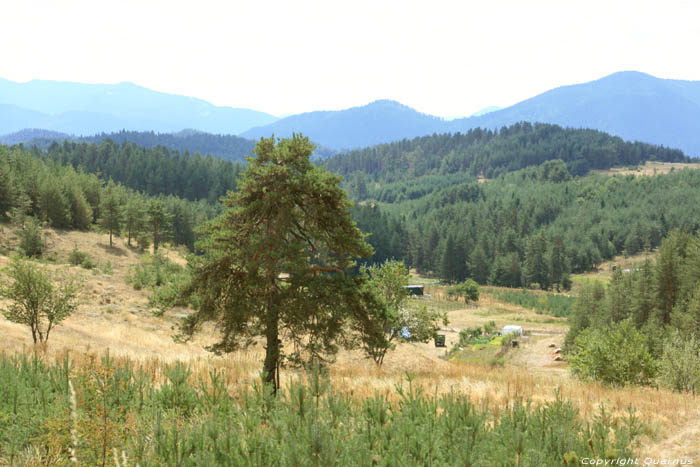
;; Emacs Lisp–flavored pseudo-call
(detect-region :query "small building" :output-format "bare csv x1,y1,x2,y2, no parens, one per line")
501,325,523,336
406,285,424,296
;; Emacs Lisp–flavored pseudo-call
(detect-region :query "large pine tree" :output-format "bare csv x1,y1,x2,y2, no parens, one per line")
182,135,373,392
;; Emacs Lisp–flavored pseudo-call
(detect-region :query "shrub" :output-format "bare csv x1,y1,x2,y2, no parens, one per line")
568,319,657,386
128,252,189,312
659,331,700,394
447,279,480,304
68,247,96,270
483,320,496,334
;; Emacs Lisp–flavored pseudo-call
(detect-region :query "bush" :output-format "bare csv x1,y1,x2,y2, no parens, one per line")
447,279,480,304
568,320,657,386
127,252,189,312
68,247,96,270
659,331,700,394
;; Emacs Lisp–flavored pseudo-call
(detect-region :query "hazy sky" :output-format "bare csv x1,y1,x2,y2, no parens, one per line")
3,0,700,117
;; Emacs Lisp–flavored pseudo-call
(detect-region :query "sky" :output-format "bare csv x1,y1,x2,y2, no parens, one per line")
2,0,700,118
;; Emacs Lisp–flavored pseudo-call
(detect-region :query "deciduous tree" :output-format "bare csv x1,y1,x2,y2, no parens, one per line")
0,258,79,344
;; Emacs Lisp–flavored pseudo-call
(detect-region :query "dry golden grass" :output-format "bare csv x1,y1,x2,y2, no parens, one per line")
1,224,698,459
571,249,657,290
592,160,700,178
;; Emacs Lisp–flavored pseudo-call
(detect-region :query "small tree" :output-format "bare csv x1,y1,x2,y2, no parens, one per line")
146,199,172,252
99,181,122,248
0,258,80,344
18,216,44,258
356,260,447,367
123,196,146,247
447,279,480,304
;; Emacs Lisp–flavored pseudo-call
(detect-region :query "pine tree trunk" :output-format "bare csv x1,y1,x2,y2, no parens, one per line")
263,301,280,394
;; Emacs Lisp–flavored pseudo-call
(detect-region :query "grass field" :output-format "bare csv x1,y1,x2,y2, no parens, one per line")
0,225,699,461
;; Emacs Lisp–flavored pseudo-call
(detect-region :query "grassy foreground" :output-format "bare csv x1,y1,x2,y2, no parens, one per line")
0,350,641,466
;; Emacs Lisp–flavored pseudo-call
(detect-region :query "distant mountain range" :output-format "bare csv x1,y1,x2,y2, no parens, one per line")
241,100,446,151
243,72,700,156
0,78,278,135
2,71,700,157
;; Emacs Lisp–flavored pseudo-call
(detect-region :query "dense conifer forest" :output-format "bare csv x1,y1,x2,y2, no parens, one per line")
325,122,688,182
4,121,698,288
0,144,220,251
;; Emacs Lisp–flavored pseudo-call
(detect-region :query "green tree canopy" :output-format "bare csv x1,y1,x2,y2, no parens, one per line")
446,279,480,304
356,260,446,367
181,135,373,391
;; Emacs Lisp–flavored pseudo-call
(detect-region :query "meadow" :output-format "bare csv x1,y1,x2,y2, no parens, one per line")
0,227,698,464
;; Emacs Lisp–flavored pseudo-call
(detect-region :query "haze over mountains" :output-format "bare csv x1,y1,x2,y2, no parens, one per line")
2,71,700,157
244,71,700,155
0,78,278,135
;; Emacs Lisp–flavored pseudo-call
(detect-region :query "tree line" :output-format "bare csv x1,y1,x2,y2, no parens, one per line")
0,144,219,252
566,230,700,391
351,164,700,289
325,122,689,186
42,138,243,203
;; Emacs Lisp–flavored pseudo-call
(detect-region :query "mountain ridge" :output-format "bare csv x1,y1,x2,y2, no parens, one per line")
0,78,278,135
245,71,700,156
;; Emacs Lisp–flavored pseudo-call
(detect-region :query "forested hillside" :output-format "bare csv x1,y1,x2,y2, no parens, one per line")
4,124,699,291
42,130,256,164
564,230,700,390
333,124,699,288
326,122,688,184
0,144,221,250
42,139,243,203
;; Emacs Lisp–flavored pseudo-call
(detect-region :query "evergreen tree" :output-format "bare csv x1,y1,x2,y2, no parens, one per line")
99,180,123,248
66,185,93,230
146,199,171,252
123,196,146,247
549,235,566,291
440,234,462,283
655,230,688,323
40,177,71,228
0,160,14,219
469,244,490,284
181,135,373,392
631,257,655,327
522,234,549,289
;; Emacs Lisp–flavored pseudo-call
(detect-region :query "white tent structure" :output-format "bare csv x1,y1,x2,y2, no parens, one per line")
501,325,523,336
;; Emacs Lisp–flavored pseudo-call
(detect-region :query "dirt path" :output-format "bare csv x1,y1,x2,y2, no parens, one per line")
641,409,700,460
